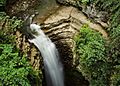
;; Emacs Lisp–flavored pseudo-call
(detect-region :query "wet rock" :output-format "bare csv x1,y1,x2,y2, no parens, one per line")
33,5,108,85
35,6,108,68
56,0,109,28
56,0,79,6
15,30,43,70
5,0,40,18
3,0,109,85
4,0,108,69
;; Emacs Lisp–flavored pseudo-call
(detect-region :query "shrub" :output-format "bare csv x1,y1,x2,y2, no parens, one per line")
109,25,120,62
75,0,120,85
74,25,109,86
0,13,41,86
0,0,6,6
0,13,23,44
0,44,32,86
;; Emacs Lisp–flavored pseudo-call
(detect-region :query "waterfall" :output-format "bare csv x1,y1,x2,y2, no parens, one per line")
28,24,64,86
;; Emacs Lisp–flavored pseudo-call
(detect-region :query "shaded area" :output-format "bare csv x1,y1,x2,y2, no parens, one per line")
65,69,89,86
5,0,40,19
55,40,89,86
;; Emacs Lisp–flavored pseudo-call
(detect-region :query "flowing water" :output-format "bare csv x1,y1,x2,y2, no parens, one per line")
28,24,64,86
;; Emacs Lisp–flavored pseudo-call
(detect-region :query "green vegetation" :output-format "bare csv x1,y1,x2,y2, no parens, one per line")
74,25,109,86
0,14,23,44
0,44,32,86
80,0,89,4
1,0,120,86
92,1,120,85
74,24,120,85
80,0,120,34
90,0,120,29
0,0,6,6
0,7,41,86
0,0,6,12
74,0,120,85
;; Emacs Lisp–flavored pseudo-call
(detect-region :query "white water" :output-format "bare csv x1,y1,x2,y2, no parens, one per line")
28,24,64,86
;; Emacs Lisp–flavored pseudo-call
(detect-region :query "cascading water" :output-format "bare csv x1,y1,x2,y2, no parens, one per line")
28,24,64,86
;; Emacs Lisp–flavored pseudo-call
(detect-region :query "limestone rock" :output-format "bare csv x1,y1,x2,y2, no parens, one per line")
15,30,43,70
5,0,40,18
34,6,108,69
2,0,109,85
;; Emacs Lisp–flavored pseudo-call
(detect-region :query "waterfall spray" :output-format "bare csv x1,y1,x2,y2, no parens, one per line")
28,24,64,86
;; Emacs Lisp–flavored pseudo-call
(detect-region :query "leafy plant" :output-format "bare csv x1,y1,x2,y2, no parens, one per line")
89,0,120,31
0,14,23,44
74,25,109,86
0,13,41,86
78,0,89,4
0,0,6,6
0,44,31,86
72,0,120,85
81,0,89,4
0,0,6,12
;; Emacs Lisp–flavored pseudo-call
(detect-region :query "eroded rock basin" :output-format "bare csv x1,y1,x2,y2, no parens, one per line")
33,5,108,66
10,0,108,85
32,5,108,86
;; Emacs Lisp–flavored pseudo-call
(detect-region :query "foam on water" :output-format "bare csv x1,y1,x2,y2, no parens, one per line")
29,24,64,86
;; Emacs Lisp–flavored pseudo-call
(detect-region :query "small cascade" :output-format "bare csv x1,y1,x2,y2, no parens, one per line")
28,24,64,86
